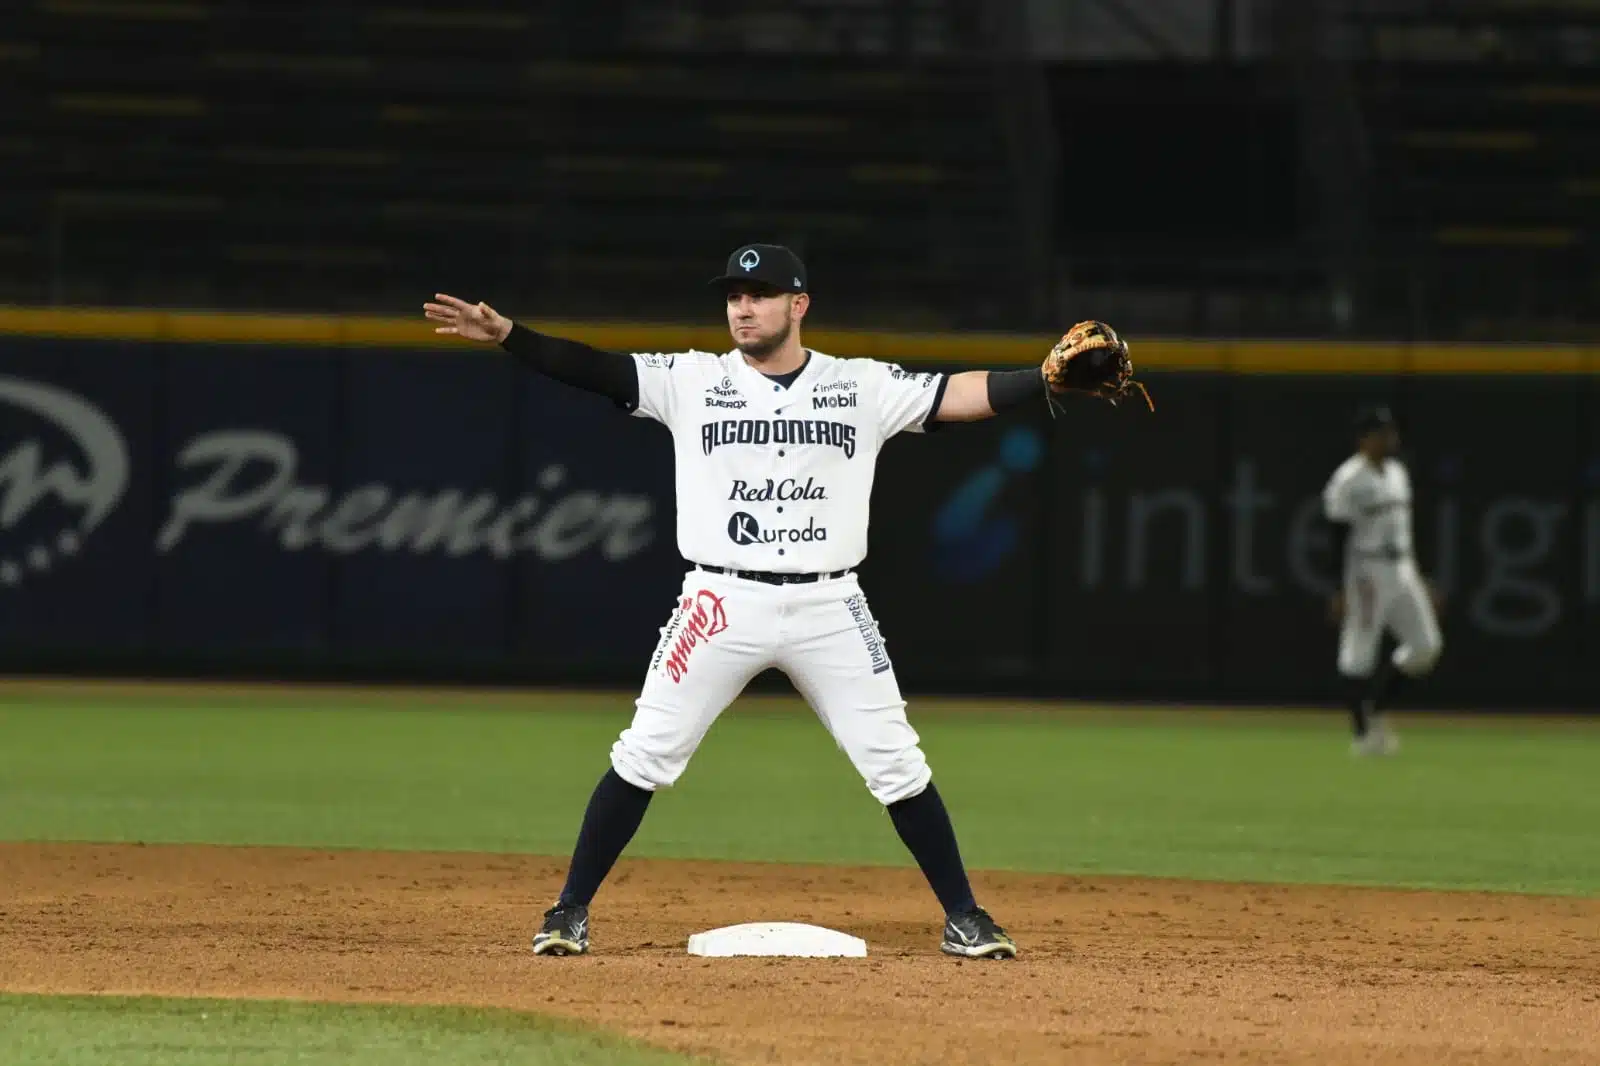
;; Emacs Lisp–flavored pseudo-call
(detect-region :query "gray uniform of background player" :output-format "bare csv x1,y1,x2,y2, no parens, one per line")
1322,405,1444,753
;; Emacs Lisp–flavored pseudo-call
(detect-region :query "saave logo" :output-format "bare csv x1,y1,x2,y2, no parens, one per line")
0,376,130,587
705,376,746,409
932,427,1041,582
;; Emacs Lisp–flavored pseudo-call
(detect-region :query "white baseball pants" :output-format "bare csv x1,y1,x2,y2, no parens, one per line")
1338,557,1444,679
610,568,932,806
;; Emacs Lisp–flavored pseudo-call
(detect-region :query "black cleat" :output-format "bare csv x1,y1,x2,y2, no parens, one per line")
940,906,1017,959
532,903,590,957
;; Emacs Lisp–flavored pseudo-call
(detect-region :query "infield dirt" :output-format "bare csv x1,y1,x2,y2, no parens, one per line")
3,843,1596,1065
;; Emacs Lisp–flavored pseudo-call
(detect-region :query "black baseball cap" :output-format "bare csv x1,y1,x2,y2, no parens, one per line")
1353,404,1396,435
709,243,807,294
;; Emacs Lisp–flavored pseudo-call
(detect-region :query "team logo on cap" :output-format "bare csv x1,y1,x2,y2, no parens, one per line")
739,249,760,271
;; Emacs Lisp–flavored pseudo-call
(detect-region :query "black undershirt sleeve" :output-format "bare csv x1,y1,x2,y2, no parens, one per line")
1328,518,1352,568
499,322,640,410
985,367,1044,413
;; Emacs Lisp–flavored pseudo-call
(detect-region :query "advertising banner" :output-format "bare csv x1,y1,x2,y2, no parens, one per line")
0,339,1595,708
868,368,1600,709
1043,373,1229,697
1587,374,1600,679
0,340,681,678
1400,377,1586,704
0,341,160,652
862,409,1050,686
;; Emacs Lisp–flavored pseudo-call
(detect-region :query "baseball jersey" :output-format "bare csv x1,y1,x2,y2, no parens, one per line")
1322,455,1414,560
627,348,945,571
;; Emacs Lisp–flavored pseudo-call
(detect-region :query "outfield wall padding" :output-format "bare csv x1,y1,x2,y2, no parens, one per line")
0,332,1595,709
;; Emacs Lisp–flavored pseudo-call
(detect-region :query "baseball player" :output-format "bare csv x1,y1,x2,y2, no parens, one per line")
1322,404,1444,755
424,243,1147,960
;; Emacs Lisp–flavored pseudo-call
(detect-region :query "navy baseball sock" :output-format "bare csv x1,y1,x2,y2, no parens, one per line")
1370,659,1409,710
1347,677,1372,737
557,768,653,907
887,782,978,916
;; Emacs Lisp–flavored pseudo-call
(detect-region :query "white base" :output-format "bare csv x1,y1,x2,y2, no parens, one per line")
686,922,867,958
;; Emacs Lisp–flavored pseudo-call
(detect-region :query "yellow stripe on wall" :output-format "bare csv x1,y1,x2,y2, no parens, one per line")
0,306,1594,374
1229,342,1404,374
1405,345,1591,374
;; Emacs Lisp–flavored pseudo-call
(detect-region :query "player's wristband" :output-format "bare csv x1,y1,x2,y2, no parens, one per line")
986,368,1046,413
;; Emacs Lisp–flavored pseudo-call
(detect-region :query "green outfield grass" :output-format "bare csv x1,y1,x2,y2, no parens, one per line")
2,685,1597,895
0,994,711,1066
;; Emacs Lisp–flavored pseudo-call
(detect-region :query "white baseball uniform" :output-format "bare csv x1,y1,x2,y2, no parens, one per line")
1322,454,1443,679
608,347,948,805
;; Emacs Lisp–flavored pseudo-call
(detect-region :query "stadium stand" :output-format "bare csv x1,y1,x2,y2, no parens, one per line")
1342,0,1598,337
2,0,1030,327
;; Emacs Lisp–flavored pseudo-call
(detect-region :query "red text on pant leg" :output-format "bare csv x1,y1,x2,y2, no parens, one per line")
663,589,729,683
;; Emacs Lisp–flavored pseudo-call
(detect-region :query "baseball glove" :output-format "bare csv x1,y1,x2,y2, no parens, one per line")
1043,321,1153,411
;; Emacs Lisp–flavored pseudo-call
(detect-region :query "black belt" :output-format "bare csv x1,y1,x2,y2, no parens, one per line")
697,565,851,585
1355,547,1408,561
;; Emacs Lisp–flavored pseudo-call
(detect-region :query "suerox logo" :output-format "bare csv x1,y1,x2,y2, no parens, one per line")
700,419,856,458
727,512,828,545
728,478,827,502
654,588,729,684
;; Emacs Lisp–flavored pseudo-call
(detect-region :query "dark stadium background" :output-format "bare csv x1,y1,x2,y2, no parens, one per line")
0,0,1594,709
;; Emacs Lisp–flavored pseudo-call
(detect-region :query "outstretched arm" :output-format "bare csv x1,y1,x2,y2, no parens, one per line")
930,368,1046,423
930,321,1151,423
424,294,639,408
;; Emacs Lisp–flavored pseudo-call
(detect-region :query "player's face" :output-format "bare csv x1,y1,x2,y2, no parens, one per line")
1360,426,1399,458
725,286,804,356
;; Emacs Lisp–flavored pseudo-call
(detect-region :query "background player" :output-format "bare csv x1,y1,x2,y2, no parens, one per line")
1322,404,1444,756
425,243,1139,961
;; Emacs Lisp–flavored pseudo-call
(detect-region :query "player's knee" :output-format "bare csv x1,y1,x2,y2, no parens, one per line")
609,734,680,792
864,748,932,807
1398,634,1443,677
1338,648,1378,679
